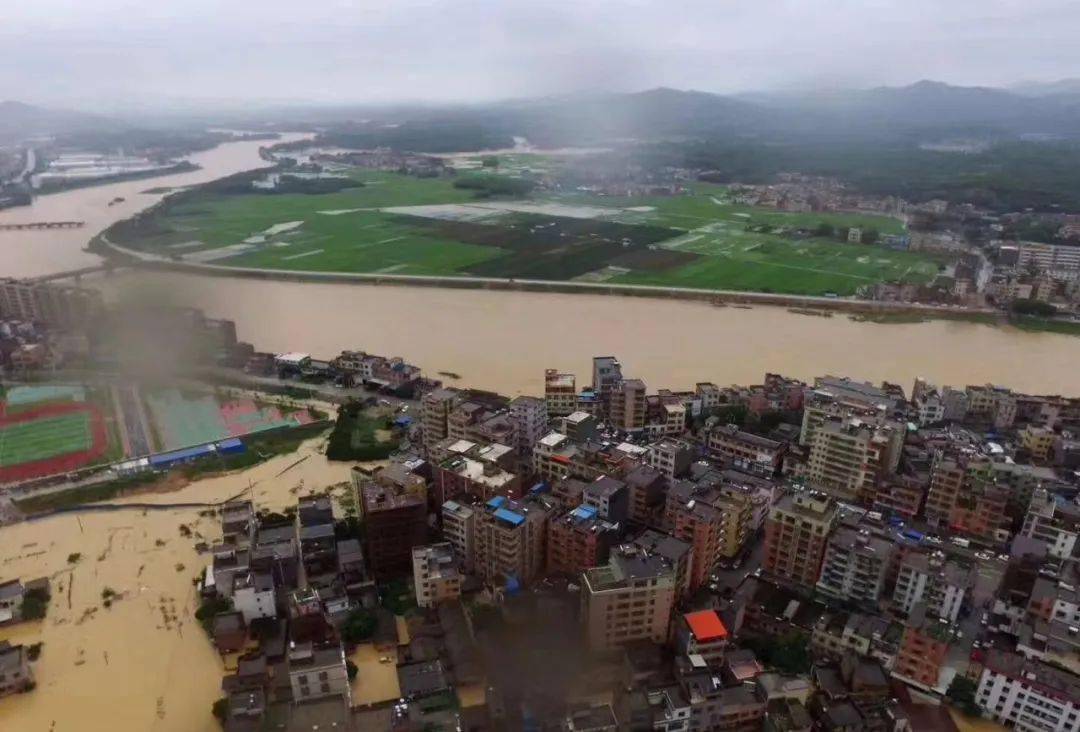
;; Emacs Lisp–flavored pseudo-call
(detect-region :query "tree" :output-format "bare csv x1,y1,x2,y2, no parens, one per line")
342,608,377,643
346,660,358,680
946,675,981,717
740,632,812,675
211,697,228,722
1011,298,1058,317
814,222,835,238
481,156,499,168
863,228,880,245
20,588,50,621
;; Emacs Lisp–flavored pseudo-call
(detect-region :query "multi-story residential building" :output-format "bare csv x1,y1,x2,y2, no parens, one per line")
358,475,428,579
421,387,462,456
925,449,1008,541
891,604,955,693
1021,488,1080,560
441,500,476,573
965,384,1017,429
434,439,520,504
674,610,729,667
560,411,598,442
666,479,755,591
648,437,695,480
1020,425,1057,462
705,424,787,476
624,464,667,525
631,529,694,598
870,474,927,520
582,543,678,651
412,543,462,609
800,377,899,446
810,612,896,665
804,416,904,503
545,369,578,417
815,527,894,607
532,431,644,483
0,580,25,624
610,378,647,432
976,650,1080,730
892,551,974,623
232,572,276,623
0,277,105,327
474,494,553,585
695,382,723,412
287,642,351,705
592,356,624,416
763,491,838,588
546,505,620,576
583,475,630,523
510,396,547,457
1016,240,1080,280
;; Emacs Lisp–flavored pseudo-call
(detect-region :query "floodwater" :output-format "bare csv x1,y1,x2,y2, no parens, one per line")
0,133,310,279
0,437,353,732
95,270,1080,397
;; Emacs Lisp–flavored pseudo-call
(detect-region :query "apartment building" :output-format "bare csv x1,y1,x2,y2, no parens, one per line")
0,642,33,698
412,543,462,609
358,476,428,579
0,277,104,327
582,543,679,651
421,388,462,456
545,369,578,417
610,378,648,432
892,551,973,623
510,396,547,457
815,527,894,607
925,450,1008,540
592,356,624,416
631,529,694,599
891,604,955,693
287,642,351,705
800,378,898,445
546,505,620,576
532,431,643,483
624,464,667,525
674,610,729,667
965,384,1017,429
441,500,476,573
870,474,927,520
1017,240,1080,279
666,480,755,591
583,475,630,523
474,494,553,585
804,416,903,503
1021,488,1080,560
763,491,838,588
976,650,1080,731
434,439,520,504
648,437,695,480
1020,425,1057,462
706,423,787,476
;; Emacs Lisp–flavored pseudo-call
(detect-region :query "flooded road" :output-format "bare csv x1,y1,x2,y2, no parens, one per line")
0,134,308,279
98,270,1080,396
0,437,353,732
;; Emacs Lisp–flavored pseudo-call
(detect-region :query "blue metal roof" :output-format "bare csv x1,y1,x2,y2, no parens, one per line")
572,505,598,521
493,508,525,526
149,443,215,466
529,482,549,495
486,495,507,510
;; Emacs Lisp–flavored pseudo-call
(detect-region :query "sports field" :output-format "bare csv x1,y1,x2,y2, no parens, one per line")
0,400,109,483
113,159,947,296
145,388,319,450
0,413,92,466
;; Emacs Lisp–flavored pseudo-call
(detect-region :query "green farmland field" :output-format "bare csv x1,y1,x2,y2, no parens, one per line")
111,160,945,296
0,413,92,467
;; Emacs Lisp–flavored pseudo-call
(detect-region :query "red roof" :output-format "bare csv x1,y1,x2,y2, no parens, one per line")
684,610,728,642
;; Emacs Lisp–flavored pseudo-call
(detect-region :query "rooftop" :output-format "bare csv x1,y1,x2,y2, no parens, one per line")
684,610,728,643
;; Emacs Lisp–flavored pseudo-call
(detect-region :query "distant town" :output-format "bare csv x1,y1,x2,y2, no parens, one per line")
2,273,1080,731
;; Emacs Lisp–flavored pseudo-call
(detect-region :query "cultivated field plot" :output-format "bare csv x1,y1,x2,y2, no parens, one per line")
145,388,318,450
115,160,945,295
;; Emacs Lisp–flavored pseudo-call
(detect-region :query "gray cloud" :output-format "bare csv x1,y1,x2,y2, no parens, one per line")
2,0,1078,107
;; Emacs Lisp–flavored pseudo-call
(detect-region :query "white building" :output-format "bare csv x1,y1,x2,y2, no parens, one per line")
976,650,1080,731
232,572,276,623
1022,489,1080,560
441,500,476,573
892,551,973,623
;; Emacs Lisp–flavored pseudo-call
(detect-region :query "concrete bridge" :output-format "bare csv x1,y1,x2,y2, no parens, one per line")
33,264,122,283
0,220,85,230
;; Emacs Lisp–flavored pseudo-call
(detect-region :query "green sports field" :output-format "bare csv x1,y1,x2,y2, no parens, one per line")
112,157,947,296
0,413,93,467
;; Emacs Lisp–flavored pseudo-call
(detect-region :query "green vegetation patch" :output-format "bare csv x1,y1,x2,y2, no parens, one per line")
326,401,399,461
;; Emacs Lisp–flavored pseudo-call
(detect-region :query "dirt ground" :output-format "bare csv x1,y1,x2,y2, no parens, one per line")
0,437,355,731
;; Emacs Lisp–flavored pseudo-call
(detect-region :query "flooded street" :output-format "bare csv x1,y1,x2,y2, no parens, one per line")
0,133,309,278
98,270,1080,396
0,438,353,732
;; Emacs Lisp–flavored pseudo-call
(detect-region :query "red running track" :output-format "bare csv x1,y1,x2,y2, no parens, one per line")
0,401,109,484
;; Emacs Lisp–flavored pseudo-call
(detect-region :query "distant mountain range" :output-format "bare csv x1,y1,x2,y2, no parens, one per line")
0,100,119,144
6,79,1080,148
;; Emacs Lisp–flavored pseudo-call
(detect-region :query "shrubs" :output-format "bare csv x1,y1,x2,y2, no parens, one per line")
1011,298,1058,318
326,400,399,461
20,588,50,620
342,608,377,644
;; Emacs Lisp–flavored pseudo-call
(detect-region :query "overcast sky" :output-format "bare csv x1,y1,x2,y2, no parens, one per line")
2,0,1078,108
